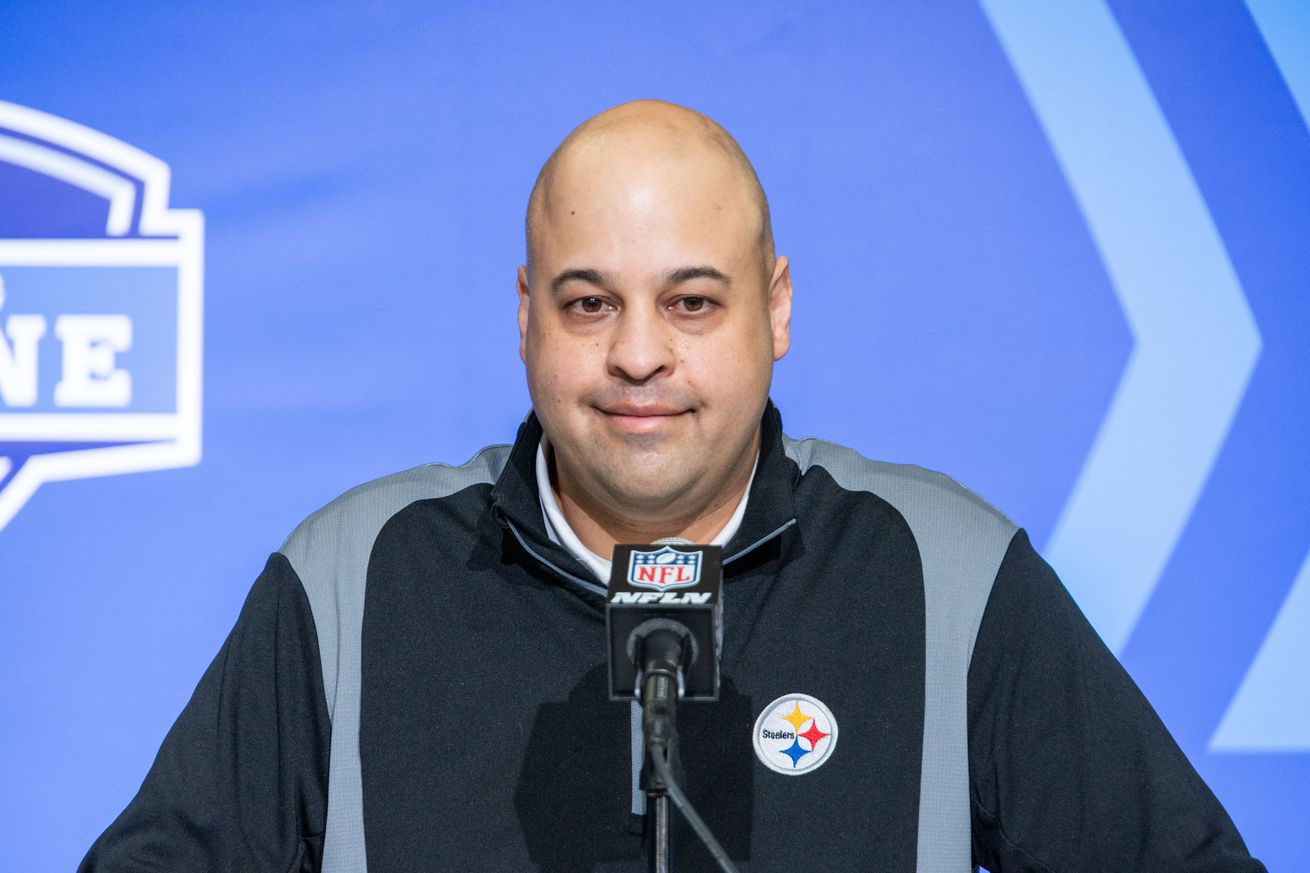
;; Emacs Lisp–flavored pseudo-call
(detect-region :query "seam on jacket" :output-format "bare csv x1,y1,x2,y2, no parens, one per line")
782,434,1017,873
278,444,512,873
502,517,609,596
724,518,797,566
971,791,1060,873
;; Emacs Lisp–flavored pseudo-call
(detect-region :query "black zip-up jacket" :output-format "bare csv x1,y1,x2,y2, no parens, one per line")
81,404,1264,872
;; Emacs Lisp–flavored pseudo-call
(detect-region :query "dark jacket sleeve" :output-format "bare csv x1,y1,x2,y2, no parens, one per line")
79,553,332,873
967,530,1264,873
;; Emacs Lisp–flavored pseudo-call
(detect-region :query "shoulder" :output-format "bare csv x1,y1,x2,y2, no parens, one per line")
782,433,1017,547
279,444,512,568
273,444,513,713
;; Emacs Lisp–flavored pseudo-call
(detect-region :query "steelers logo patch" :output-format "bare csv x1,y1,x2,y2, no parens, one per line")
752,693,838,775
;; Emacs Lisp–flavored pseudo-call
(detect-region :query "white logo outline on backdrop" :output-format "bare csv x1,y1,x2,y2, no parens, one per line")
0,101,203,532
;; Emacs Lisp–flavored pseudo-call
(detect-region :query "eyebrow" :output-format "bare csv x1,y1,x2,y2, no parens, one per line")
667,266,731,286
548,265,731,295
550,268,609,295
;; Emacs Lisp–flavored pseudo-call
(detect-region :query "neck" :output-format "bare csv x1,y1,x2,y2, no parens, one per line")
546,439,757,556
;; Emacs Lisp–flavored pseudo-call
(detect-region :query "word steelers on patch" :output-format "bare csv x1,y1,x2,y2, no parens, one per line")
752,693,838,775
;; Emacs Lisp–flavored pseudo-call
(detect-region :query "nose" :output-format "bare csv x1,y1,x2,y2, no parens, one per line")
606,302,675,384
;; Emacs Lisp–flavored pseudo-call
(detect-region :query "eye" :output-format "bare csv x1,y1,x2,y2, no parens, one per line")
567,295,610,315
673,296,711,313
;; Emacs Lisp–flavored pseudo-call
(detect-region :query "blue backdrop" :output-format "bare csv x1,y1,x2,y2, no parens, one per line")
2,2,1307,871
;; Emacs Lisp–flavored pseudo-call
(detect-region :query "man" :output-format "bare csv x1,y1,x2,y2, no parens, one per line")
82,100,1264,872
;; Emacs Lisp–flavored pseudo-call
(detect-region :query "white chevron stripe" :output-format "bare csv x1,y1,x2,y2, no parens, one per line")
979,1,1262,652
1208,0,1310,751
1212,546,1310,750
1247,0,1310,129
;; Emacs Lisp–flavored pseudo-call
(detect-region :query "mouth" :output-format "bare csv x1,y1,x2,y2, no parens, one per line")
595,404,690,434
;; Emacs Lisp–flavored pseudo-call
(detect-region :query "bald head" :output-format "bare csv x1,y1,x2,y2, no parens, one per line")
525,100,774,281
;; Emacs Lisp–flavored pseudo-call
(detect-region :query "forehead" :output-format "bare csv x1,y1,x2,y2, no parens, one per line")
532,139,763,276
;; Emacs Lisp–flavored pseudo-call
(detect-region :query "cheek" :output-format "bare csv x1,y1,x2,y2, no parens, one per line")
527,331,604,405
684,329,772,389
530,359,576,405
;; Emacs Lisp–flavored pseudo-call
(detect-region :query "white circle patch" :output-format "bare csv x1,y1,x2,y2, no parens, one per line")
752,693,838,775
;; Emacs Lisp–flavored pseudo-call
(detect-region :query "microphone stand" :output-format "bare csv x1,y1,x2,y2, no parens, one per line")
611,542,738,873
648,793,672,873
639,628,686,873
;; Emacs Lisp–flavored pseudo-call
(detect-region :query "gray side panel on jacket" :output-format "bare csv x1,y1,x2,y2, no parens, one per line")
783,435,1017,873
279,446,511,873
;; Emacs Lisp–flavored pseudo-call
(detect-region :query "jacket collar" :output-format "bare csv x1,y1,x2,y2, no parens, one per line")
490,401,798,586
726,401,799,564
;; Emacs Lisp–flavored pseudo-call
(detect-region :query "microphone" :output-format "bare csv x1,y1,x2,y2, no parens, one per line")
607,540,740,873
606,540,722,703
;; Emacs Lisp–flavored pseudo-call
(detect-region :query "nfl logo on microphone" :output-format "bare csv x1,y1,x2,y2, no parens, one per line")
628,545,701,591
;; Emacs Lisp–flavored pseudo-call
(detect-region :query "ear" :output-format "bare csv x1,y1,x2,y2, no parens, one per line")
767,255,792,361
517,264,531,364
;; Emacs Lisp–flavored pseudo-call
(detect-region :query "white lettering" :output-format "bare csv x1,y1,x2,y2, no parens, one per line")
654,592,714,604
0,314,47,407
611,590,714,605
54,315,132,407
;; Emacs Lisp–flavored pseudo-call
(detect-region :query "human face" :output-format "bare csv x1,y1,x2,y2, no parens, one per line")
518,146,791,530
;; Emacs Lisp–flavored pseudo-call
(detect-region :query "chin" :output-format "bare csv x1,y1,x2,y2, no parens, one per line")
602,473,698,515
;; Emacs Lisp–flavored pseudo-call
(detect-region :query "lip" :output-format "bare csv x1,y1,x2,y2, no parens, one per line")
596,405,689,433
600,403,686,417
